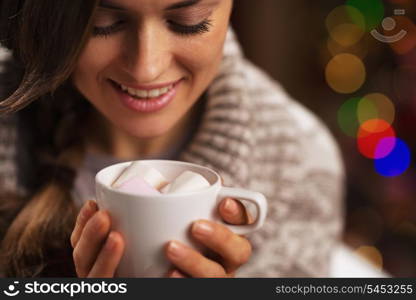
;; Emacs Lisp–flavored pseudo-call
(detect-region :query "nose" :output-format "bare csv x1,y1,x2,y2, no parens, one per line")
122,22,172,83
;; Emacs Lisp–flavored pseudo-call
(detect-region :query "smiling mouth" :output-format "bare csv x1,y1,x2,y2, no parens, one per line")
110,79,181,100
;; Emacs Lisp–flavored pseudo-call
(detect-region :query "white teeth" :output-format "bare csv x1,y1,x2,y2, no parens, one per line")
148,89,160,98
119,83,173,99
127,88,136,95
136,90,148,98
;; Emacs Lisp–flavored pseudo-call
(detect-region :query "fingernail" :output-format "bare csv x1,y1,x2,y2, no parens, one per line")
224,198,238,215
88,200,97,210
167,241,186,259
83,201,96,216
193,221,214,237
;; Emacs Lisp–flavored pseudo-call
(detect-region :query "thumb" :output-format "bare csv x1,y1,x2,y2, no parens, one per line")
218,197,254,225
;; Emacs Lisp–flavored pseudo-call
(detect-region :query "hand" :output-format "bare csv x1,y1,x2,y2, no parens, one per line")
70,200,125,278
165,197,253,278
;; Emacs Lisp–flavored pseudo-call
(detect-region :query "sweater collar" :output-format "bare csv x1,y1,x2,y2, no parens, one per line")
179,27,253,188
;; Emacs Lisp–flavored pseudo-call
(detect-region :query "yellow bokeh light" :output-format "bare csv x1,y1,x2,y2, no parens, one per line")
330,23,365,47
326,6,364,30
327,37,368,59
325,5,365,47
358,93,395,126
355,246,383,270
326,53,366,94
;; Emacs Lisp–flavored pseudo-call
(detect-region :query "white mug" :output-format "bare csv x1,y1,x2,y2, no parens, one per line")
95,160,268,277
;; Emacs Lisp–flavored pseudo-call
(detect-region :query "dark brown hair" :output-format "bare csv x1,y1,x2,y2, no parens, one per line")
0,0,99,276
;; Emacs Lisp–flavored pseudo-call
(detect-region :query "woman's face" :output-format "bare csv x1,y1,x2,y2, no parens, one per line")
72,0,232,138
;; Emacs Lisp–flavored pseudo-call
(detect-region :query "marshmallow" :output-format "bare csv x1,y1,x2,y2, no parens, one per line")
162,170,210,194
117,177,161,196
112,162,168,189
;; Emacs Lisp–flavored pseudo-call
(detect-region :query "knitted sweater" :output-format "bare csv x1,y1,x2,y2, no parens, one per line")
0,28,345,277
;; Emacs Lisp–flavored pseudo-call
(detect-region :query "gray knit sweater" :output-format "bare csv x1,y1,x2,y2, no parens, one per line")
0,28,345,277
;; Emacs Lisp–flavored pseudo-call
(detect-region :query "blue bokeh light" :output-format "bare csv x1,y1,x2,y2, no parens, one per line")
374,138,411,177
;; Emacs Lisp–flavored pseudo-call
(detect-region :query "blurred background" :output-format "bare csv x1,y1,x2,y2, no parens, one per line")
232,0,416,277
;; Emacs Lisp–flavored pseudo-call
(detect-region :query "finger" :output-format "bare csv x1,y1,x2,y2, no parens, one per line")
165,241,226,278
218,198,254,225
191,220,252,273
71,200,98,248
88,231,125,278
72,210,111,277
167,269,187,278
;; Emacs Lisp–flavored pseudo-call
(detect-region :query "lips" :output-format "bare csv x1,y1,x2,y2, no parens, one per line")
113,79,181,91
115,81,175,100
109,79,182,113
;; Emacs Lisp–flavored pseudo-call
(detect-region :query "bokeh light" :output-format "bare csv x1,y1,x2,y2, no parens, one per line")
346,0,385,32
323,0,415,278
357,93,395,126
330,23,365,47
326,5,365,48
357,119,396,159
355,246,383,270
330,3,413,177
375,138,411,177
337,97,361,137
373,136,397,160
326,5,365,33
327,36,369,59
326,53,366,94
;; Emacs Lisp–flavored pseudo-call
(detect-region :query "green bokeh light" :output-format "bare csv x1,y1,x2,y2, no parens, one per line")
358,97,378,123
346,0,385,31
337,97,361,137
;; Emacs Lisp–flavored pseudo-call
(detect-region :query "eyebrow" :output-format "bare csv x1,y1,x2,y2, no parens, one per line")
98,0,202,11
166,0,201,10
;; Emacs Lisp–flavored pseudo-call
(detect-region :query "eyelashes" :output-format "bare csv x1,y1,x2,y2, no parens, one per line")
92,20,125,37
168,19,212,36
92,19,213,38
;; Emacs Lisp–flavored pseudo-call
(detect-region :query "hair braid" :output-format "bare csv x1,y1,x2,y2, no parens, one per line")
1,76,93,277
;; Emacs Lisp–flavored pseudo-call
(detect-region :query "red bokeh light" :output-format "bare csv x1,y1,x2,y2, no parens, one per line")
357,119,396,159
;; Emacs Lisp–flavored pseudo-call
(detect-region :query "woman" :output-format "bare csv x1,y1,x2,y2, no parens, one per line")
0,0,344,277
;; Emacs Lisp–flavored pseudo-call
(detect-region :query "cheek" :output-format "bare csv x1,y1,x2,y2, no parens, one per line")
175,26,228,88
72,40,118,96
183,42,222,73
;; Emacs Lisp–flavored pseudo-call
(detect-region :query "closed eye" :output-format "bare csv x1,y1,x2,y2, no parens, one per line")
92,20,126,37
168,19,212,36
92,19,212,38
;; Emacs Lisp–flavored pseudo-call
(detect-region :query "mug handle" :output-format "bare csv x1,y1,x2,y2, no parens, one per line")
217,187,268,235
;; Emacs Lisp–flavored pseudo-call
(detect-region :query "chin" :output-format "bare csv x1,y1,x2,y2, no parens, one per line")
122,122,173,139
